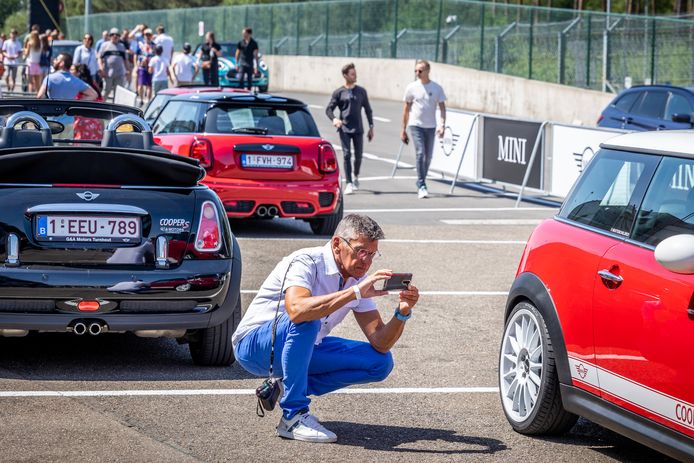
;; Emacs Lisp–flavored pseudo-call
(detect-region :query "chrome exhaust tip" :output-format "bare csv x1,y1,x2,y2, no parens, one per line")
267,206,278,217
88,323,103,336
73,322,87,336
256,206,268,217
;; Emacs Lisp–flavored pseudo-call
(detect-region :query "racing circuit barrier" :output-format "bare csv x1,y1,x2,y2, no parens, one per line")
391,108,627,204
67,0,694,94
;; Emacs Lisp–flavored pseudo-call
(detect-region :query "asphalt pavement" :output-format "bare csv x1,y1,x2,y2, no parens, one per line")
0,91,677,462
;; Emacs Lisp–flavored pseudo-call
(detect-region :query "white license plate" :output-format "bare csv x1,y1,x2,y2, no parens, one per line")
241,154,294,169
36,215,141,243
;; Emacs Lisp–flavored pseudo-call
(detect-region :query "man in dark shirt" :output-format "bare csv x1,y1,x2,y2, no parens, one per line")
235,27,259,90
326,63,374,195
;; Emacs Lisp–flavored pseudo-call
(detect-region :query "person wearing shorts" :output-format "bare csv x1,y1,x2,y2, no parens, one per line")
2,29,21,92
148,45,170,95
135,29,155,104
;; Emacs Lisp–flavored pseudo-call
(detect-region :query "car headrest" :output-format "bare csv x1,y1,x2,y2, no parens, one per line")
257,115,286,135
0,111,53,149
101,114,169,153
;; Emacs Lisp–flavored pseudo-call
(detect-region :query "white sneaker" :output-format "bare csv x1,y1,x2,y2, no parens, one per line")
353,177,360,190
344,183,354,195
418,186,428,199
276,412,337,443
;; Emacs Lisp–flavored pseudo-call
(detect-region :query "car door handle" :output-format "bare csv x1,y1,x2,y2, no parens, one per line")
598,269,623,288
623,117,633,124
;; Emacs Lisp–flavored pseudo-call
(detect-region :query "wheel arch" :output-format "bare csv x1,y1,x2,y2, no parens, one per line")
505,272,572,385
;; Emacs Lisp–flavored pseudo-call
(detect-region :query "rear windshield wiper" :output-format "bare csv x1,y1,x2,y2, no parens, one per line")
231,127,269,135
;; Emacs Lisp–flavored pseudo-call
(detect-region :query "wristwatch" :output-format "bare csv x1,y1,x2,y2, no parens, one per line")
352,285,362,300
394,307,411,321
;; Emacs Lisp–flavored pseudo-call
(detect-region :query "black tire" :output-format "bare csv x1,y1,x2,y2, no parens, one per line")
309,195,343,235
189,296,242,366
498,301,578,435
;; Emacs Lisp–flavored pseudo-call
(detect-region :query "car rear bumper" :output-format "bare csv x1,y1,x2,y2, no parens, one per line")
204,177,341,218
0,250,242,332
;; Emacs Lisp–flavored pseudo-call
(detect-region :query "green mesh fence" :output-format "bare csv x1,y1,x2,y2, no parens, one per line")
66,0,694,92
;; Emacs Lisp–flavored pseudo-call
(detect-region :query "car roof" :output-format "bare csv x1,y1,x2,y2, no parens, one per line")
168,92,307,106
601,130,694,158
156,86,251,96
621,84,694,96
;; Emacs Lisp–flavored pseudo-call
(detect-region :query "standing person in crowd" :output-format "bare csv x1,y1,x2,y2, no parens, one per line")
199,31,221,86
23,31,43,93
235,27,258,90
2,29,22,93
37,53,97,100
39,33,52,82
120,28,135,88
73,33,98,88
233,214,419,443
148,45,170,95
98,28,128,101
171,42,198,86
95,30,108,54
135,28,155,104
326,63,374,196
153,25,174,64
401,59,446,199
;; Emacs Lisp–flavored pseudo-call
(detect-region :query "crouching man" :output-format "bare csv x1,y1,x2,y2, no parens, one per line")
232,214,419,443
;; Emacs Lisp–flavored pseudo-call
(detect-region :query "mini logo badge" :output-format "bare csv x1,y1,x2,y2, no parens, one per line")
76,191,100,201
262,144,275,151
439,126,459,157
575,363,588,379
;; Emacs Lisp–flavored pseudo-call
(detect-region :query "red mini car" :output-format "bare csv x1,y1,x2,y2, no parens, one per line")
150,91,342,234
499,130,694,460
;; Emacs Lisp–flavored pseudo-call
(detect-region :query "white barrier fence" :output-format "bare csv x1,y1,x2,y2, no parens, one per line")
394,110,629,203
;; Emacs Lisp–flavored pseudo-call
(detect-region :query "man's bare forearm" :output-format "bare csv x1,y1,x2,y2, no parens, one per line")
286,288,357,323
369,316,406,353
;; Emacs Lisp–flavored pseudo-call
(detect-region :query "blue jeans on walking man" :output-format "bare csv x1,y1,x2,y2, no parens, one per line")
409,126,436,189
235,311,394,419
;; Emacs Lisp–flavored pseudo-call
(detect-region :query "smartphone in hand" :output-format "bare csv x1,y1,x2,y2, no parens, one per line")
377,273,413,291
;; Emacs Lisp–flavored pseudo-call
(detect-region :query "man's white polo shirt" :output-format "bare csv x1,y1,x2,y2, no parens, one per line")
231,242,376,351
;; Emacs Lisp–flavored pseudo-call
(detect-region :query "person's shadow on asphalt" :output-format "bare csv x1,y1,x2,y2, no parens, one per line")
322,421,507,455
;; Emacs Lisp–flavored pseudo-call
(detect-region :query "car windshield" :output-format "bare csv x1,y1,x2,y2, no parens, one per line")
203,104,320,137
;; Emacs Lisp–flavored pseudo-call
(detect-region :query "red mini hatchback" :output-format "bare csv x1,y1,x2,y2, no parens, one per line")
150,92,342,234
499,130,694,460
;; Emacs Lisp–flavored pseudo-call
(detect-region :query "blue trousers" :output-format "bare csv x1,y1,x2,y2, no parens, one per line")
409,126,436,189
235,312,394,419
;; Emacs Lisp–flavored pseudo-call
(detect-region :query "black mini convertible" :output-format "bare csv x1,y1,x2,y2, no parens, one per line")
0,100,242,366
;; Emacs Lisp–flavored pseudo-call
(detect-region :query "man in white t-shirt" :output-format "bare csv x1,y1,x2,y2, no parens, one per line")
148,45,170,95
153,25,174,64
2,29,22,92
233,214,420,443
401,59,447,199
171,43,198,86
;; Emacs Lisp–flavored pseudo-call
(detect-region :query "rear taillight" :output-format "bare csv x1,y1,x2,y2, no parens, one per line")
597,115,604,124
319,143,338,174
195,201,221,252
191,138,213,169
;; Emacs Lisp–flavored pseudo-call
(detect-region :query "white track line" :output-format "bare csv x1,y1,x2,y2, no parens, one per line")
373,116,391,123
241,290,508,296
237,237,525,244
308,104,323,109
0,387,498,398
346,207,551,213
441,219,543,225
352,175,420,181
334,147,416,168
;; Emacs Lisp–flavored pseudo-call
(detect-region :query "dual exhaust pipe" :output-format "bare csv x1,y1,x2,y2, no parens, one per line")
72,321,106,336
256,205,278,218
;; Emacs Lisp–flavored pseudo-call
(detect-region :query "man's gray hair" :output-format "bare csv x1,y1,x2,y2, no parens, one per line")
334,214,385,241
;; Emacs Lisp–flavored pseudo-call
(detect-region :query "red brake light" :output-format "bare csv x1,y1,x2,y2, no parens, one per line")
78,300,100,312
195,201,221,252
191,138,213,169
319,143,338,174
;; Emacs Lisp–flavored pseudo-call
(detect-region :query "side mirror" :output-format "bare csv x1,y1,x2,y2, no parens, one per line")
671,113,692,124
654,234,694,274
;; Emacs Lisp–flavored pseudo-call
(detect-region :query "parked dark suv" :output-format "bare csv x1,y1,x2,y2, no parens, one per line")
597,84,694,131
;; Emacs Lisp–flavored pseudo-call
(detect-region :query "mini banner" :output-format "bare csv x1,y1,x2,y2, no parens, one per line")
429,110,478,179
114,85,138,107
482,117,543,190
550,124,624,197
